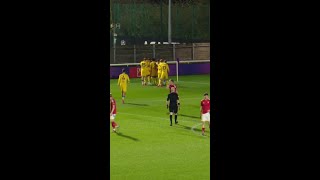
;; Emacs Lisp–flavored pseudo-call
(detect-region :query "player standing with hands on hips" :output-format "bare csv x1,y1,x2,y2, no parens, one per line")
201,93,210,136
167,87,180,126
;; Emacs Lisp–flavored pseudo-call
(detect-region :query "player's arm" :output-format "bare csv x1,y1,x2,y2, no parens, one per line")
117,75,121,86
200,102,203,118
166,95,170,109
127,75,130,84
167,64,170,73
177,99,180,110
110,103,115,116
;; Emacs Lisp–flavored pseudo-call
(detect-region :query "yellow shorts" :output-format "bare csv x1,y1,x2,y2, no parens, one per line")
158,72,161,79
120,85,127,93
145,69,151,76
141,69,147,77
160,73,168,80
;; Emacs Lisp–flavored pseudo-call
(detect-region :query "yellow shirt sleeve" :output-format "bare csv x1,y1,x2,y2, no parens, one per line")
158,63,162,72
126,74,130,83
118,74,121,85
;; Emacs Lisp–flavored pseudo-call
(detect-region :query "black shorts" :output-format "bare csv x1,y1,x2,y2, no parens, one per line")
169,105,178,113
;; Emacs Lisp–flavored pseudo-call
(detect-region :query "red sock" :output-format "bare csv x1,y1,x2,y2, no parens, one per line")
111,122,115,128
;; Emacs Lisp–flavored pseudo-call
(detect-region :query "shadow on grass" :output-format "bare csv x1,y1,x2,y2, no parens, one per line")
125,103,149,106
179,114,200,119
176,124,203,133
116,132,139,141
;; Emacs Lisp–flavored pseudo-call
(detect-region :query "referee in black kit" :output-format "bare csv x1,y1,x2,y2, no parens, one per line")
167,87,180,126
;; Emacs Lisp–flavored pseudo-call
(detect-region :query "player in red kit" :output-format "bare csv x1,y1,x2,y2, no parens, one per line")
110,93,119,132
167,79,178,94
200,93,210,136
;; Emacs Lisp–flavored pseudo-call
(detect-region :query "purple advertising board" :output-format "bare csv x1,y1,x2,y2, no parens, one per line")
110,62,210,79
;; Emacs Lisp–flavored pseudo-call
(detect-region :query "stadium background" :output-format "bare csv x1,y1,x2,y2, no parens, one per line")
110,0,210,69
110,1,212,179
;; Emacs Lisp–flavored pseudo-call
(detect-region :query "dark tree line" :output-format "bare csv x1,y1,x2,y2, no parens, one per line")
112,0,209,5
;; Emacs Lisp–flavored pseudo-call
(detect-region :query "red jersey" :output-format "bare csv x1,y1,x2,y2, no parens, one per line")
201,99,210,114
168,84,177,93
110,98,117,114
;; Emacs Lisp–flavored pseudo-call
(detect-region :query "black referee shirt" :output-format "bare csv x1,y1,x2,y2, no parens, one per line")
167,92,179,106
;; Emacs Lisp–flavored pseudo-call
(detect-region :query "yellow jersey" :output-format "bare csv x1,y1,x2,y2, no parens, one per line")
146,60,151,69
158,62,163,74
118,73,130,86
161,63,169,74
140,60,147,70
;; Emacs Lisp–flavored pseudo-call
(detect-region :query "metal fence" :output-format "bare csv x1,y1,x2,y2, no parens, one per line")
110,43,210,64
110,1,210,45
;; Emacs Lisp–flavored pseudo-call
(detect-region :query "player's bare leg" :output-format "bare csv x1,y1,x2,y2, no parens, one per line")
147,76,151,85
158,78,162,87
110,119,119,133
155,77,158,85
144,76,148,85
151,76,156,85
122,91,126,104
141,77,144,85
202,121,206,136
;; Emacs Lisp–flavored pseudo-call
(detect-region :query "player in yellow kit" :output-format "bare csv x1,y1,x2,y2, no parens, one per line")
150,58,158,85
118,68,130,104
145,58,151,85
157,59,163,87
140,58,147,85
160,60,170,86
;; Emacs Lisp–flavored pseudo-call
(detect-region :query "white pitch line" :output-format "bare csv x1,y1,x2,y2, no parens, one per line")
118,112,209,138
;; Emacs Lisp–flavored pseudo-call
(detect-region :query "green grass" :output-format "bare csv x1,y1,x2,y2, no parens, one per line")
110,74,210,180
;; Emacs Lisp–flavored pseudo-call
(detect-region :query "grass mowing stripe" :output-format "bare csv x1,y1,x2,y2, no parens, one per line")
112,118,209,138
121,97,201,103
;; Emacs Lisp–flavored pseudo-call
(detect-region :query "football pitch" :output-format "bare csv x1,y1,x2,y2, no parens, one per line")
110,74,211,180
